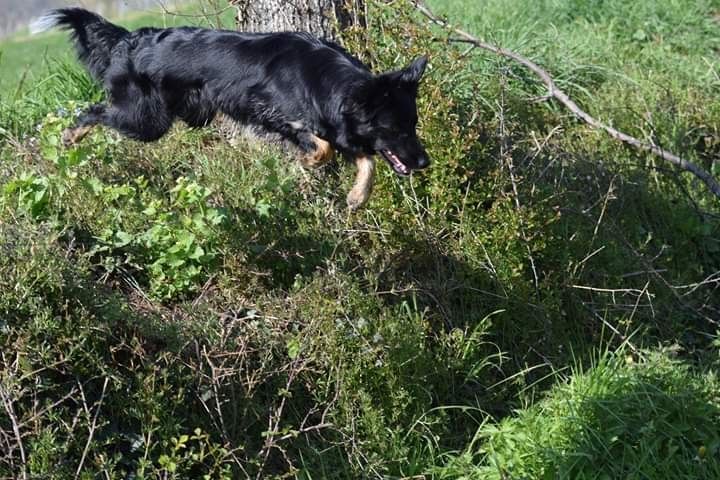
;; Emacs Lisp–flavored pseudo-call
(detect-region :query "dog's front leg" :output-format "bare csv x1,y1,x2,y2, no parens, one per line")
346,155,375,210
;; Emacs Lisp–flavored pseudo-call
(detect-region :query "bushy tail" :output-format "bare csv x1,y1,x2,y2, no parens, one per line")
30,8,129,81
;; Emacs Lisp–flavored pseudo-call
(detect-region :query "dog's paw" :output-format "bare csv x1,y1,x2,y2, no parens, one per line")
61,128,77,147
61,126,92,147
299,153,324,169
299,150,333,169
346,187,370,211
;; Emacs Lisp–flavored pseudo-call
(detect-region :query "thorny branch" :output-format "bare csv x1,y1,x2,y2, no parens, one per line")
412,1,720,200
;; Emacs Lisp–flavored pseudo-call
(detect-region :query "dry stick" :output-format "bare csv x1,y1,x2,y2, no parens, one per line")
19,387,79,429
196,346,250,478
412,1,720,200
497,67,541,294
75,378,109,480
0,385,27,480
256,360,302,480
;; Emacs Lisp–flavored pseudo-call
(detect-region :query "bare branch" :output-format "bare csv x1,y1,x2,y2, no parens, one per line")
412,1,720,200
0,384,27,480
75,377,109,479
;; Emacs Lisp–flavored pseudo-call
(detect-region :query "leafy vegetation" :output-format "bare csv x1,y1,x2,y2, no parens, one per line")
1,0,719,478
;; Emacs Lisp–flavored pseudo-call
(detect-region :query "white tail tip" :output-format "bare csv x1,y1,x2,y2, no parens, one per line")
29,12,61,35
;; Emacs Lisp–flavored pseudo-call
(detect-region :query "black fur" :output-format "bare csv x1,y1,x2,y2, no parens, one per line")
37,8,430,174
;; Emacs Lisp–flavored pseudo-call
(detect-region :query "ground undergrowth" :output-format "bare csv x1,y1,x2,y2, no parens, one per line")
1,0,719,478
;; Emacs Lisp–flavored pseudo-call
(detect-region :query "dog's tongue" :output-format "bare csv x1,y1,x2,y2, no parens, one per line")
383,150,409,175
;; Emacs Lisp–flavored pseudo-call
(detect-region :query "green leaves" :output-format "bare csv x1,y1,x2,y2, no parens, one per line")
94,176,227,300
38,108,93,173
286,337,301,360
2,173,51,219
2,103,112,220
3,104,227,301
152,429,231,479
113,230,134,248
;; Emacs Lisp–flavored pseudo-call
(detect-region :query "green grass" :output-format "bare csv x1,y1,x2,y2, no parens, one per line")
1,0,720,478
435,350,720,479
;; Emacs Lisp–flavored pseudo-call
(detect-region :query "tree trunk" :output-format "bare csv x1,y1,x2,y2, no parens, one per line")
231,0,364,39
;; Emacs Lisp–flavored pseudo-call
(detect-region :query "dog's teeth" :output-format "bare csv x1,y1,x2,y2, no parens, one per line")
381,150,409,175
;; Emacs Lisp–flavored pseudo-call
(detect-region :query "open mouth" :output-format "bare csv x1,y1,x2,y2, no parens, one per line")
379,149,410,176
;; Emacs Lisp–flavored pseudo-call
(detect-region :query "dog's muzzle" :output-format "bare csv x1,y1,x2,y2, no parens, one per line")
380,149,410,176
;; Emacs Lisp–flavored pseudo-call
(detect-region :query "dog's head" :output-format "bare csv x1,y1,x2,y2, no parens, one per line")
344,56,430,176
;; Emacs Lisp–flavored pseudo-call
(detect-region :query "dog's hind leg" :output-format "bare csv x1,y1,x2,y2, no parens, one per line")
346,155,375,210
62,103,106,146
298,133,335,169
63,93,172,145
105,101,172,142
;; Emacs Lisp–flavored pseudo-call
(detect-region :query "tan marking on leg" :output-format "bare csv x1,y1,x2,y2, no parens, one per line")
62,125,94,147
300,134,335,168
346,155,375,210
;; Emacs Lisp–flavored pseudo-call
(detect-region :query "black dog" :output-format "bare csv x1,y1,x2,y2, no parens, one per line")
32,8,430,209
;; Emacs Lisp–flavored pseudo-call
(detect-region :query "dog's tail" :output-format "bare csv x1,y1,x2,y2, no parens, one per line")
30,8,129,81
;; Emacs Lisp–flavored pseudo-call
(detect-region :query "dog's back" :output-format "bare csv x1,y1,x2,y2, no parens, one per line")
32,9,365,89
34,9,369,123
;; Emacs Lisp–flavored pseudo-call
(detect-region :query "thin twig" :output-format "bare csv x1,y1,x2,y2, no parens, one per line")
75,378,109,479
275,422,334,442
571,285,647,295
19,387,78,429
256,359,302,479
585,307,639,353
497,67,540,295
0,385,27,480
672,271,720,296
412,0,720,200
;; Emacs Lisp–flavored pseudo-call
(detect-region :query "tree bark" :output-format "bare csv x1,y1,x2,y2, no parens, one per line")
231,0,364,39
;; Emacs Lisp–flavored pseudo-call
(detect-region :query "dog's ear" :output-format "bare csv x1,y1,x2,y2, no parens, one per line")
345,57,428,113
344,76,391,115
399,56,428,85
373,56,429,92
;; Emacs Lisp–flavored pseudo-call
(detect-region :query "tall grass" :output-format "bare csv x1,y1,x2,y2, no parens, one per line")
433,350,720,479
